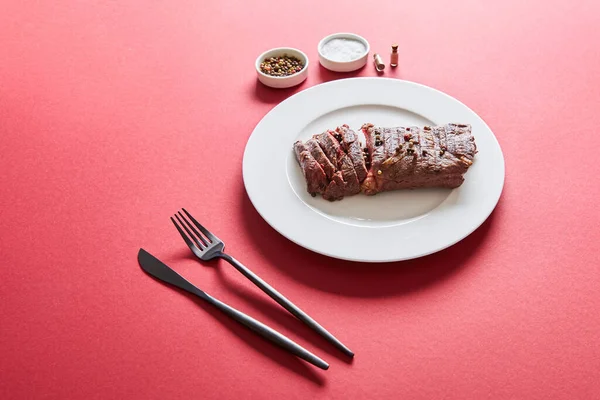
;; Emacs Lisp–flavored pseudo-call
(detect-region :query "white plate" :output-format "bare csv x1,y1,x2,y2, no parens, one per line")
243,78,505,262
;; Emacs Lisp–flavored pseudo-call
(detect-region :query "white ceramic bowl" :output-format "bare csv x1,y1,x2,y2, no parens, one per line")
255,47,309,89
317,33,370,72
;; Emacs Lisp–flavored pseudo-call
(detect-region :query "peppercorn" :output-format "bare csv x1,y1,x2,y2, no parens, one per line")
260,55,305,77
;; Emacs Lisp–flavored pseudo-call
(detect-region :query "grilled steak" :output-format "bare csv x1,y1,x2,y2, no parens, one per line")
293,123,476,200
361,123,476,195
306,138,336,179
293,141,327,197
336,125,368,182
323,171,346,201
314,130,361,197
314,130,342,167
337,150,361,195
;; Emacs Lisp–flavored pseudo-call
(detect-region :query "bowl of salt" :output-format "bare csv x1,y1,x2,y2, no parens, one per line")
317,32,370,72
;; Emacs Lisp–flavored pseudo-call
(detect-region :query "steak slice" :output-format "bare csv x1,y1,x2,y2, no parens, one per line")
323,171,346,201
306,138,336,179
293,141,328,197
314,130,342,167
361,123,476,195
361,123,387,195
337,149,361,195
336,125,368,182
314,130,360,196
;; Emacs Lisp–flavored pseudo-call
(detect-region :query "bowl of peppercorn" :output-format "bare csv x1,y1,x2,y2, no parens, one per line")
255,47,309,89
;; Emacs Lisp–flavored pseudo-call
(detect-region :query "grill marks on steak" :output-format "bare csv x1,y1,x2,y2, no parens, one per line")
444,123,476,165
306,138,336,179
292,129,362,201
338,152,361,195
361,123,477,194
313,129,361,199
361,123,386,195
336,125,368,182
314,131,342,167
293,123,476,200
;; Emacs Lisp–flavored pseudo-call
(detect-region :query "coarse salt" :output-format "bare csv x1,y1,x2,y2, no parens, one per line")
320,38,366,62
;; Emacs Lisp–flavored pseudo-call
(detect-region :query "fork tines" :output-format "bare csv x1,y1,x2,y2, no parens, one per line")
170,208,216,251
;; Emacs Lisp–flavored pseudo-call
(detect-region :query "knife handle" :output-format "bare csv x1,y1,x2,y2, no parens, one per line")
202,293,329,370
220,253,354,358
138,250,328,370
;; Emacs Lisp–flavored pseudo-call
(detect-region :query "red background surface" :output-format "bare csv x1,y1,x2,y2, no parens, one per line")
1,1,600,399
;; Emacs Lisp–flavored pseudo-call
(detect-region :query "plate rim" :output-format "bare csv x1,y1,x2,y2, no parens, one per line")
243,77,505,262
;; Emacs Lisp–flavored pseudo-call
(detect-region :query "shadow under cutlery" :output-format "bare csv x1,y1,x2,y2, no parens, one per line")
141,271,327,386
213,264,354,365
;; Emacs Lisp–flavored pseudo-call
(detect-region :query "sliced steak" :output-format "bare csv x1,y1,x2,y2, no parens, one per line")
361,123,388,195
362,123,476,194
337,149,361,195
323,171,346,201
306,138,336,179
295,123,476,199
336,125,368,182
314,130,342,167
293,141,328,197
315,130,360,196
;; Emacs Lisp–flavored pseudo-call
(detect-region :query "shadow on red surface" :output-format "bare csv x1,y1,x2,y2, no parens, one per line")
253,80,305,105
252,63,403,105
213,265,355,365
140,270,328,386
166,241,356,365
315,63,402,82
238,188,497,298
316,65,363,83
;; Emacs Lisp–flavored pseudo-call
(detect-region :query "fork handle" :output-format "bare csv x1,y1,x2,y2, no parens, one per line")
219,253,354,358
202,293,329,370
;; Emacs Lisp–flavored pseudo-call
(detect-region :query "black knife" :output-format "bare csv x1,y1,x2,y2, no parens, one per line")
137,249,329,370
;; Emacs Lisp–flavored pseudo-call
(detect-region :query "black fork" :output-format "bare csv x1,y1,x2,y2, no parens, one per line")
171,208,354,358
